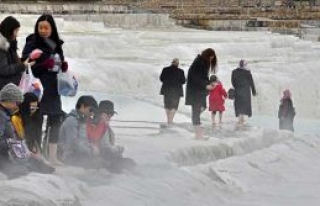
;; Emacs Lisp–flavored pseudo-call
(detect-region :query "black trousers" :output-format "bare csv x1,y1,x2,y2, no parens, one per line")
191,103,204,126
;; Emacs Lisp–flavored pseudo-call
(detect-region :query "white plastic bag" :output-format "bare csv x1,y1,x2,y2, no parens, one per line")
19,65,44,100
57,70,78,97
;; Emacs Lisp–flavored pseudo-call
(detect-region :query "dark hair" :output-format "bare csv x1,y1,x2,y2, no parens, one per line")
200,48,217,73
34,14,64,58
209,75,217,83
211,57,217,74
76,95,97,110
0,16,20,40
19,92,41,127
35,14,59,43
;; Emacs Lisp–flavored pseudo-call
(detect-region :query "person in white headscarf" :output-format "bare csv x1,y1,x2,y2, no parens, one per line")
231,59,257,126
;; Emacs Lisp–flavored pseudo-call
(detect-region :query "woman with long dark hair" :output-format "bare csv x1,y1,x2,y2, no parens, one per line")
22,14,68,165
185,48,217,139
0,16,33,90
15,92,43,154
11,92,55,174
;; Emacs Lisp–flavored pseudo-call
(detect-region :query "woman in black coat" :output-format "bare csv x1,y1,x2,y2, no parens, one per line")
0,16,31,90
185,48,217,139
231,59,256,126
160,58,186,126
21,14,68,165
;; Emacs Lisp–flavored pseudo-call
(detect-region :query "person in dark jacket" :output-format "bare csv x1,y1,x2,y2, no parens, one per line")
0,16,33,90
278,89,295,132
160,58,186,126
231,59,257,126
185,48,217,139
58,95,98,168
21,14,68,165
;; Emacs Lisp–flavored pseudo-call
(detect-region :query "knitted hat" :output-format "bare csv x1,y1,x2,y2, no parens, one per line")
0,83,24,102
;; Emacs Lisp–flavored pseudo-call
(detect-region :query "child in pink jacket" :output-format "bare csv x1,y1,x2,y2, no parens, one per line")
208,75,227,126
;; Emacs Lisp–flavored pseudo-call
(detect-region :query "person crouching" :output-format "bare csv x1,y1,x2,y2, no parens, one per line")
87,100,136,173
58,95,98,168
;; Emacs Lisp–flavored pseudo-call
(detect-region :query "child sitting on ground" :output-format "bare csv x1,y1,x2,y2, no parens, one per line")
208,75,227,127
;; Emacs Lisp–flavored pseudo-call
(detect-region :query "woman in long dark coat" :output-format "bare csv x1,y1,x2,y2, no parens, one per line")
22,14,68,165
231,59,256,126
185,48,217,139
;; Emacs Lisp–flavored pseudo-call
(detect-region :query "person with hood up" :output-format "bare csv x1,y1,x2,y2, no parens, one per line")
278,89,295,132
208,75,227,126
231,59,257,127
0,16,34,90
21,14,68,165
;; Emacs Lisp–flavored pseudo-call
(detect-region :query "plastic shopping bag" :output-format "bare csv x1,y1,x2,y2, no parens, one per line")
57,70,78,97
19,65,44,100
7,138,31,159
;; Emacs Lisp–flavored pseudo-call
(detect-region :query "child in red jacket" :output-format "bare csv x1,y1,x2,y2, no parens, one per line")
208,75,227,126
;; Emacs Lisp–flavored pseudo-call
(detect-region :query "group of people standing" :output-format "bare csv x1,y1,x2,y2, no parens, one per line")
160,48,296,139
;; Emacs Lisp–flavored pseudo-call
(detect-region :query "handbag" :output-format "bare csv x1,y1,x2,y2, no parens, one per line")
19,65,44,100
6,138,31,159
57,70,78,97
228,88,235,100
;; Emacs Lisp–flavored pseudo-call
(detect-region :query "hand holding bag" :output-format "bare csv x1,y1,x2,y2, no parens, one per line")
57,70,78,97
19,65,44,100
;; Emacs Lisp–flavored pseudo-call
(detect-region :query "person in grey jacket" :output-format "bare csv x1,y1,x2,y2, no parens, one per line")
58,95,97,168
0,16,33,90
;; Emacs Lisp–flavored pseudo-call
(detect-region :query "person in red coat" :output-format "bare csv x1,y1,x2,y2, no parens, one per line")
208,75,227,126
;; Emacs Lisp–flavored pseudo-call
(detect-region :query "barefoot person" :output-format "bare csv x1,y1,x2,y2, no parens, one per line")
185,48,217,139
160,58,185,126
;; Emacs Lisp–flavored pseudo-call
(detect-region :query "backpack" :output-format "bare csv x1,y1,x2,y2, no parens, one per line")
228,88,235,100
